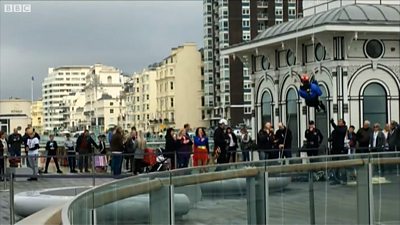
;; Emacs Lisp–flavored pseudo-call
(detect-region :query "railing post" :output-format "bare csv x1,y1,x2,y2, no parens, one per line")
92,152,95,187
246,176,257,225
356,163,374,224
247,171,269,225
150,184,174,225
9,172,15,225
308,171,316,225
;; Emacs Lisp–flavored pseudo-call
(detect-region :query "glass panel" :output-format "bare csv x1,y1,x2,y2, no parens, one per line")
363,83,387,126
262,91,272,124
287,89,298,151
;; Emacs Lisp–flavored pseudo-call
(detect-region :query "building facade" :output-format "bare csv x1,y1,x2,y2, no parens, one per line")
203,0,302,128
42,66,90,132
0,98,32,134
84,64,126,132
61,92,86,131
31,99,43,134
125,68,157,132
223,4,400,155
155,43,207,130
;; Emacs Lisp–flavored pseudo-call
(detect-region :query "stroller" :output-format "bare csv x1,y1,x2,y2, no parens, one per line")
144,147,170,172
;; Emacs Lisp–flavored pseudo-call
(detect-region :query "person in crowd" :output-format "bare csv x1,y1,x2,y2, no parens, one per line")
356,120,372,153
64,133,77,173
0,131,7,181
124,130,137,173
346,125,357,154
214,119,229,164
26,128,40,181
108,127,115,144
257,122,275,160
165,128,178,169
95,135,108,173
369,123,386,176
329,118,348,185
304,121,323,157
275,122,293,159
134,131,146,175
240,128,252,162
22,127,30,167
369,123,386,152
383,124,390,151
176,128,193,168
110,127,125,176
193,127,209,169
33,128,40,141
44,134,62,174
76,129,98,173
388,120,400,151
226,127,238,162
8,128,22,167
298,74,326,112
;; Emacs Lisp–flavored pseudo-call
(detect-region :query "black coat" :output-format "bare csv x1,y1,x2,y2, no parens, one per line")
356,127,372,148
45,140,58,154
76,134,98,153
214,127,228,151
305,128,323,148
257,129,274,150
330,120,347,154
388,125,400,151
275,128,293,149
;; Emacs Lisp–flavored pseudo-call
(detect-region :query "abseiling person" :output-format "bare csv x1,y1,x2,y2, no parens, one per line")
298,74,326,112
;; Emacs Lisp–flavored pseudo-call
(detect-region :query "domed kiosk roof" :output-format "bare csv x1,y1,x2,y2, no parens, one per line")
254,4,400,41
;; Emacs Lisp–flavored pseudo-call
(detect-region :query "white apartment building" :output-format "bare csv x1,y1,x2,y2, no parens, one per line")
155,43,207,130
125,68,157,132
42,66,90,132
61,91,86,131
84,64,126,132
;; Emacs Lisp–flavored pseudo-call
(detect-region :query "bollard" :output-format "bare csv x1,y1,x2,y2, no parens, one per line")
308,171,316,225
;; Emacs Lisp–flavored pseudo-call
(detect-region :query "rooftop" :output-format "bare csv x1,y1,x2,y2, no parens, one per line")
223,4,400,54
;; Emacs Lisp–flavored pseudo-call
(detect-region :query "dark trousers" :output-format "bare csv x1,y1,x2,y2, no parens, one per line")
67,152,76,172
134,158,144,174
125,154,134,171
44,153,61,172
9,147,21,157
227,146,237,162
111,153,123,176
280,149,292,158
217,149,228,164
0,154,4,180
177,153,190,168
242,148,250,162
79,153,90,172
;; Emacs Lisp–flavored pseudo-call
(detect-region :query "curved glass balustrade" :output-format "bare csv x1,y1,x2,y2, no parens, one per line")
60,152,400,225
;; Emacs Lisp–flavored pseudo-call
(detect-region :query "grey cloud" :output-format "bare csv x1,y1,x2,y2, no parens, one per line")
0,1,203,100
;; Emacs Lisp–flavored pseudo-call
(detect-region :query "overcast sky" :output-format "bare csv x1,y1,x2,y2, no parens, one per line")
0,1,203,100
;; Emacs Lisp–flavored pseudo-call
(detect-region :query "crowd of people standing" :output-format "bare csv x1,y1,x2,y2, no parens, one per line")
0,118,399,181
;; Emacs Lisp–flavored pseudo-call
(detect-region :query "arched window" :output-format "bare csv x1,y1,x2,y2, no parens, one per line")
363,83,387,126
286,89,298,149
315,85,328,147
261,91,273,124
107,76,112,84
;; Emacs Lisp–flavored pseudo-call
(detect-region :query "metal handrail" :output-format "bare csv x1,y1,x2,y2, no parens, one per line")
60,153,400,225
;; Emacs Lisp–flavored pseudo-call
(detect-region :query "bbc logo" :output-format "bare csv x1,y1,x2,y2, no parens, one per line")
4,4,31,13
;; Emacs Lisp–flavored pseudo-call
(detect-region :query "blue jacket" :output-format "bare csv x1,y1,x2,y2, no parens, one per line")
298,81,322,101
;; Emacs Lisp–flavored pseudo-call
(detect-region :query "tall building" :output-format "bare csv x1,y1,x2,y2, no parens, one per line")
203,0,302,127
125,67,157,132
42,66,90,132
155,43,207,130
61,91,86,131
84,64,126,132
31,99,43,134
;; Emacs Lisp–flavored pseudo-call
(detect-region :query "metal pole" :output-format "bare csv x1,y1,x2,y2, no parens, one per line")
308,171,316,225
92,152,95,187
9,172,15,225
